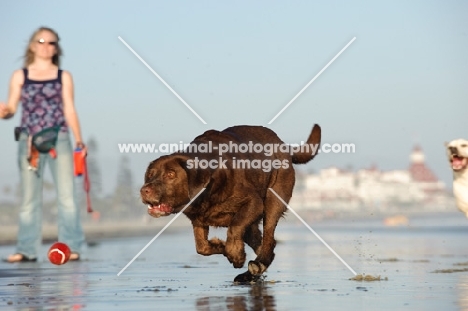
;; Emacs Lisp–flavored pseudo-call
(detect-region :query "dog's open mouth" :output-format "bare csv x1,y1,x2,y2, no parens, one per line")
147,203,173,217
451,155,468,171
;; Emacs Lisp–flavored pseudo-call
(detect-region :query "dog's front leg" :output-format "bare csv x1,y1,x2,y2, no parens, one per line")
193,225,225,256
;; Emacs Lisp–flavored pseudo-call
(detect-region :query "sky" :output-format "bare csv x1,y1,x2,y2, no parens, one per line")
0,0,467,198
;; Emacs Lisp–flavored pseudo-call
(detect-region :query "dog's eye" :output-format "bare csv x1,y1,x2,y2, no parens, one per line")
165,171,176,179
462,144,467,148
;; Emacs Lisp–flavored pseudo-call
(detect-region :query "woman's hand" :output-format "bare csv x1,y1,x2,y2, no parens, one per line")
76,141,88,156
0,102,12,119
1,70,24,119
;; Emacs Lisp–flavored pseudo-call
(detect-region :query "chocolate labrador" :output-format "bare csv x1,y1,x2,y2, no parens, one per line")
140,124,321,282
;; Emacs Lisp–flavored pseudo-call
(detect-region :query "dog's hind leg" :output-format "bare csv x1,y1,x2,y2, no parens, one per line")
234,190,289,283
233,221,264,283
250,186,290,278
243,221,262,255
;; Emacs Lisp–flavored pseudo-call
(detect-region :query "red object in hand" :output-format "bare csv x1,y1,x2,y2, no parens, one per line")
49,148,57,159
74,148,85,176
48,242,71,265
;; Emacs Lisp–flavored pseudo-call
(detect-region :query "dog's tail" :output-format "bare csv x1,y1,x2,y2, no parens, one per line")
291,124,321,164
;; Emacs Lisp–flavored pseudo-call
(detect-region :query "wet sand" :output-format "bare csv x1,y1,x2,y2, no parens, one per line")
0,220,189,245
1,212,467,310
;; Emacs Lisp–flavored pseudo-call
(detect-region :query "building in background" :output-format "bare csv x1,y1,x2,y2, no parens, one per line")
290,145,453,212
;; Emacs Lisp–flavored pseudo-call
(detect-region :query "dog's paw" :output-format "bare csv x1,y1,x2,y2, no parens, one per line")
248,260,267,275
225,240,246,268
226,253,246,268
208,237,226,253
233,271,260,283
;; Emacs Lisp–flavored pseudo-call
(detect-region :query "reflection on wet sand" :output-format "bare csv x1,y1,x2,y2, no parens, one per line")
4,263,87,310
457,273,468,309
1,214,467,310
196,283,276,311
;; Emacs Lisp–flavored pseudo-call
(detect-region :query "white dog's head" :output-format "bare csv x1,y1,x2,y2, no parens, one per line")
446,139,468,172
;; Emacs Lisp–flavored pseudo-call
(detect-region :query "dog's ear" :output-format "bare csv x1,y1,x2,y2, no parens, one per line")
173,155,211,199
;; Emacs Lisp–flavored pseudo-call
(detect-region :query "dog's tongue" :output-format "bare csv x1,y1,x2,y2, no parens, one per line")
452,156,464,169
158,203,172,213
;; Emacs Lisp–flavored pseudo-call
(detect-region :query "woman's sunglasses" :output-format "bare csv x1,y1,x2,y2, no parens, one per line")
37,38,57,46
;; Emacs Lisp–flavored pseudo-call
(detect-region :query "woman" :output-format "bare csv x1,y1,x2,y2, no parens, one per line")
0,27,86,262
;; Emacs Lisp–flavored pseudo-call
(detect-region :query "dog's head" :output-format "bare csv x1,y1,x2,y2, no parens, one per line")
140,154,210,218
445,139,468,172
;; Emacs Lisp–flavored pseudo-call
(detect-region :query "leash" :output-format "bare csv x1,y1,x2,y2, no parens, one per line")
82,156,93,213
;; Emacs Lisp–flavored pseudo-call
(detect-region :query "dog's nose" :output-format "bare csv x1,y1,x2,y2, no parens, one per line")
140,185,154,198
449,146,458,155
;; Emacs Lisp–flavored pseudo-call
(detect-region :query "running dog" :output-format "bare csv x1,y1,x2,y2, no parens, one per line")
140,124,321,282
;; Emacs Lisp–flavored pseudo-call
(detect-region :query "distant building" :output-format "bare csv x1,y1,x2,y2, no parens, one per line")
290,145,452,211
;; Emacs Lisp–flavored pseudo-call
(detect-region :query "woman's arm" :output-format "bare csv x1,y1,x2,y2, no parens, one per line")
0,70,23,119
62,70,85,149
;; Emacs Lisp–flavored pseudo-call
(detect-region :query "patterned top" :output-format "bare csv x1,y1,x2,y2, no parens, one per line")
20,68,68,136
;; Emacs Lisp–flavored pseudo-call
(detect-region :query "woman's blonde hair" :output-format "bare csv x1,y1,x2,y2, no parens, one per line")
23,27,62,67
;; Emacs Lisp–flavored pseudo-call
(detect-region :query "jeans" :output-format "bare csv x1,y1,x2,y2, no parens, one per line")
16,131,85,258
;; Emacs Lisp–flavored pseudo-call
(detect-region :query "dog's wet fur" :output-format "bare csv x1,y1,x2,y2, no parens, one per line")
141,125,321,282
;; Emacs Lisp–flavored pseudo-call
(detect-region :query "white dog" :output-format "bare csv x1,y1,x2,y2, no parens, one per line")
446,139,468,217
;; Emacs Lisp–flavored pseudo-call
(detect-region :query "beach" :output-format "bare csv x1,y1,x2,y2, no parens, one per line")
1,211,467,310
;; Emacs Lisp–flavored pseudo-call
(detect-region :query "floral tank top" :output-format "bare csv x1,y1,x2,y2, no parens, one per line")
20,68,68,136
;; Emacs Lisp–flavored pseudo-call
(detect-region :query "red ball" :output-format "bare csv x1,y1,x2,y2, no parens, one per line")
48,242,71,265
